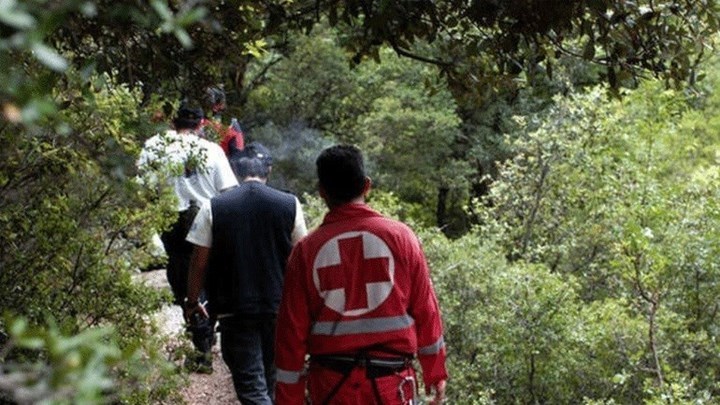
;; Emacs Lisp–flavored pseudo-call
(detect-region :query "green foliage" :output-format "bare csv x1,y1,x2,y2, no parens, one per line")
0,316,181,404
299,190,432,235
303,0,719,97
0,0,208,126
245,32,469,230
0,71,180,402
297,192,327,233
477,83,699,298
421,227,647,403
6,0,711,113
454,71,720,401
244,24,356,131
349,49,466,212
247,122,335,198
151,0,208,48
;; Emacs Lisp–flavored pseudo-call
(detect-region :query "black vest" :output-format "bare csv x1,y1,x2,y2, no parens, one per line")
207,181,296,316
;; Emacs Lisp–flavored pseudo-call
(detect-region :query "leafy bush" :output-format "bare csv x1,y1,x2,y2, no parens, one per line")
0,316,182,404
0,71,181,403
458,78,720,402
422,228,650,403
244,31,470,231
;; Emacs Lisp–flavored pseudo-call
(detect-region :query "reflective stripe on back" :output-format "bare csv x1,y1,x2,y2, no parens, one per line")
311,314,414,336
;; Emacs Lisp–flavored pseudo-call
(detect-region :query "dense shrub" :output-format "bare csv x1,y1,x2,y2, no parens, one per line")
439,79,720,402
0,72,181,403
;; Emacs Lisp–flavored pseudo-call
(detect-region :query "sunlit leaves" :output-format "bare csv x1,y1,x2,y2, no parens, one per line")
0,0,212,125
0,69,176,401
0,0,34,29
467,74,720,401
0,316,170,404
304,0,719,98
30,42,68,72
150,0,207,48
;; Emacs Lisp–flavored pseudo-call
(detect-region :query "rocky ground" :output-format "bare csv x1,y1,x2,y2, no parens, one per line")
134,269,241,405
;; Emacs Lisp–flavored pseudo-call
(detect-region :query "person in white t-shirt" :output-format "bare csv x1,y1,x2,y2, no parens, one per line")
138,104,238,373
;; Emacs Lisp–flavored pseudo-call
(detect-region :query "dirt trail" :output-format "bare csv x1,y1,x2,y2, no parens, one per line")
134,269,241,405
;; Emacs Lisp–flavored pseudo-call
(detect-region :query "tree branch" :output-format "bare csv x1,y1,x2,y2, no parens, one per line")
388,41,452,67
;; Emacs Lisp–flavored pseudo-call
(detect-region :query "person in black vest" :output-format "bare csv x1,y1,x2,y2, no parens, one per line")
184,145,308,404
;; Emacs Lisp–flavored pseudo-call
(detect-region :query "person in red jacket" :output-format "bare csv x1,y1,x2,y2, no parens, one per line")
200,86,245,157
275,144,448,404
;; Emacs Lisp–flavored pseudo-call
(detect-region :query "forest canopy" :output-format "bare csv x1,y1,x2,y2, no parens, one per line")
3,0,718,114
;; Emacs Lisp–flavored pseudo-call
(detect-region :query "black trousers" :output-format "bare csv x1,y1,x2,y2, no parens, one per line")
160,205,214,354
219,316,277,404
160,207,198,305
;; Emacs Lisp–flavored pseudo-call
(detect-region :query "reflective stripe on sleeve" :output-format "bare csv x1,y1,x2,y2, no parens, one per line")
418,336,445,356
311,314,414,336
276,368,302,384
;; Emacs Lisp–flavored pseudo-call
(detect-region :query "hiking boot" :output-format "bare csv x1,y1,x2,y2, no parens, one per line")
184,351,213,374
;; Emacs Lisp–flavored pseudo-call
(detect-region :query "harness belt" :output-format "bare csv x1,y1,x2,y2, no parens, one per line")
311,353,414,404
312,354,412,378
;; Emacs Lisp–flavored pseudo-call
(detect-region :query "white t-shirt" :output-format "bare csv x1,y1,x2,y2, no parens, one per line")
186,187,308,248
137,130,238,210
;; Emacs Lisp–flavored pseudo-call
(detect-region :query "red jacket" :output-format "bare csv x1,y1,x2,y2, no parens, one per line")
275,203,447,403
201,118,244,156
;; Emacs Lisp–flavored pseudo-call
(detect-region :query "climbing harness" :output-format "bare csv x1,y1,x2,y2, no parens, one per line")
312,351,416,405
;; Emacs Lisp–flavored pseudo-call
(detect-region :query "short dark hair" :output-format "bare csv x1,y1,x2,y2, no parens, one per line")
232,157,270,179
316,144,366,204
242,142,273,168
173,104,204,130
